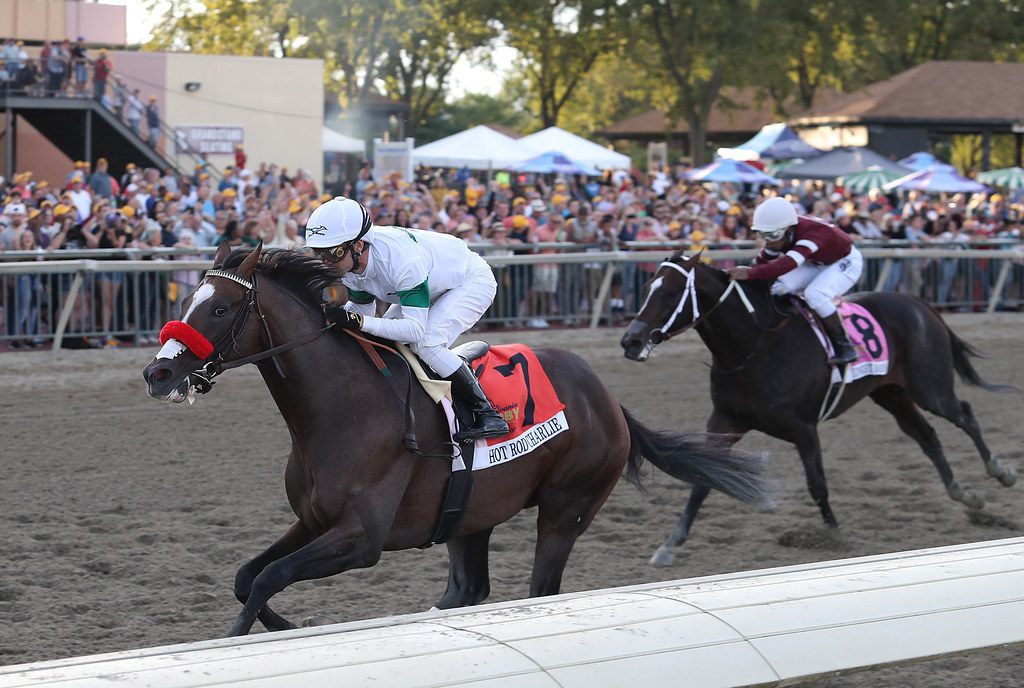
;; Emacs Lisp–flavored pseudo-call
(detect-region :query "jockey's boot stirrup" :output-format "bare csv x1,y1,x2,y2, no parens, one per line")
447,363,509,442
822,312,858,366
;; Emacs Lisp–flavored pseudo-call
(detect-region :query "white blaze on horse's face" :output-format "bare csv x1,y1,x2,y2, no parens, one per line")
638,276,665,316
156,282,216,361
182,282,216,323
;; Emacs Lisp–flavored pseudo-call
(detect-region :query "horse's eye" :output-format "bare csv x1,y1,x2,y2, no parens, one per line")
214,306,228,317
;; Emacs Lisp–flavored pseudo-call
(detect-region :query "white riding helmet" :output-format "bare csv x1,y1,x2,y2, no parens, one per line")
751,197,798,236
304,197,375,248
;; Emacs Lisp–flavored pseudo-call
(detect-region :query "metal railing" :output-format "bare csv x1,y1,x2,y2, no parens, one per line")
0,247,1021,351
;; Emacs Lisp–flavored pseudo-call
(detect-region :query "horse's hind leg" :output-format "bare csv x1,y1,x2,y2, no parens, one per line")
870,386,985,509
916,393,1016,488
650,484,711,567
233,520,316,632
529,486,611,597
651,412,749,567
434,527,494,610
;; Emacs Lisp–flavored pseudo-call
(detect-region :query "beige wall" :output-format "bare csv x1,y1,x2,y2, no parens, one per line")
164,53,324,186
0,0,126,45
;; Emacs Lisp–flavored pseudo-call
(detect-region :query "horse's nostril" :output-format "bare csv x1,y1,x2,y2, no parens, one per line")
152,367,172,384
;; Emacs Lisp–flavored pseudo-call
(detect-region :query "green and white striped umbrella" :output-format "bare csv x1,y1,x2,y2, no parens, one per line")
838,166,905,193
977,167,1024,190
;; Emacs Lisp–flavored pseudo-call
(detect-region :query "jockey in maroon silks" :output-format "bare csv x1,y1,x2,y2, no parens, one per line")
727,197,863,365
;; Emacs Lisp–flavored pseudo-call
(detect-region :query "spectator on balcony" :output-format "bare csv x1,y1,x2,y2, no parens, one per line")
45,41,64,96
1,38,19,77
0,60,10,92
71,37,88,96
112,76,127,120
18,58,42,96
127,88,144,135
93,48,112,101
146,96,160,147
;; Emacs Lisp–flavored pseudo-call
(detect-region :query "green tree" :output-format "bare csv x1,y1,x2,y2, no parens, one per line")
493,0,621,128
380,0,496,136
640,0,756,165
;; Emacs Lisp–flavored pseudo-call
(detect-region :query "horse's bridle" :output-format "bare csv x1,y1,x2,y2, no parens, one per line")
165,269,333,394
649,261,755,344
166,268,446,457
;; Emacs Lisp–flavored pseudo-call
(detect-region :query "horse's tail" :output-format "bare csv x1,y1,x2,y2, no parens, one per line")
620,405,770,506
933,307,1020,394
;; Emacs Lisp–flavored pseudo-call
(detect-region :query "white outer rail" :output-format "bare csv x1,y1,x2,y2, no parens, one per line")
1,537,1022,688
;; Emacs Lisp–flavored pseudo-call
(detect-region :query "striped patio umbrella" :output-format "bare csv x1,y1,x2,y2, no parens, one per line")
838,166,904,193
884,164,988,194
977,166,1024,190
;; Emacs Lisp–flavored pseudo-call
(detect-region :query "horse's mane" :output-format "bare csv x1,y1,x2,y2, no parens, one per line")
222,248,341,303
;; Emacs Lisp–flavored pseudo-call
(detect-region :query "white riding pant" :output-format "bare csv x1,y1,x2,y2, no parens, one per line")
770,246,863,318
403,260,497,378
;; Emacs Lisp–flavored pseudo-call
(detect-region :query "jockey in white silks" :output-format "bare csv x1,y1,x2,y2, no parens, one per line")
305,196,509,441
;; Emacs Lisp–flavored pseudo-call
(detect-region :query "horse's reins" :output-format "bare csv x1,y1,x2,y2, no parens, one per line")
166,268,447,457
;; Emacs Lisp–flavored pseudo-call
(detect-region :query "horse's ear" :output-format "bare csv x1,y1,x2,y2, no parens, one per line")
682,249,704,267
237,240,262,279
213,240,232,269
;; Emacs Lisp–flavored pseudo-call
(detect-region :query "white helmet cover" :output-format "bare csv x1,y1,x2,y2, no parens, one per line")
304,197,374,248
751,197,798,233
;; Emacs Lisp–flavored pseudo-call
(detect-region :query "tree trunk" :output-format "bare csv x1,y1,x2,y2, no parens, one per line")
688,115,709,166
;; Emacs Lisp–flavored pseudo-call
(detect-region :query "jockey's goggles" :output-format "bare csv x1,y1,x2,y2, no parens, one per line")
311,243,350,263
758,227,788,242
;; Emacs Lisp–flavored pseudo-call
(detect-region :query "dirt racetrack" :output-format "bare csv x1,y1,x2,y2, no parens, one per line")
2,313,1023,686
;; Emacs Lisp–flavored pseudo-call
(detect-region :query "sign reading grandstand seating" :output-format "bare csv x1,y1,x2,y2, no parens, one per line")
174,126,245,155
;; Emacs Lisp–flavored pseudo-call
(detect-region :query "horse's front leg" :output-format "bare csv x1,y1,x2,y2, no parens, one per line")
793,426,838,527
227,520,386,637
234,519,317,632
650,411,750,566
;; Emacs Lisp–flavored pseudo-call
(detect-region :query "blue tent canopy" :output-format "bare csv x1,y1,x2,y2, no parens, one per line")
511,150,600,175
685,159,781,185
721,123,824,160
898,152,938,171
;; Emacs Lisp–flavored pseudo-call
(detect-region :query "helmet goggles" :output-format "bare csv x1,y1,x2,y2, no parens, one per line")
311,243,350,263
758,227,788,242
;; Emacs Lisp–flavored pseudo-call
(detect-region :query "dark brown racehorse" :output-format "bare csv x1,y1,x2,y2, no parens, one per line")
620,251,1018,566
142,243,769,636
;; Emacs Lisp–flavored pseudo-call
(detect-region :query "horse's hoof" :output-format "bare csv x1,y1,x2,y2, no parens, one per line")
300,614,338,628
951,486,985,510
997,465,1017,488
649,546,675,567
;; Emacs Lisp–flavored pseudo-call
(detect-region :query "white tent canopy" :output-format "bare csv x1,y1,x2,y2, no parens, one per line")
518,126,629,170
322,127,366,154
412,125,534,170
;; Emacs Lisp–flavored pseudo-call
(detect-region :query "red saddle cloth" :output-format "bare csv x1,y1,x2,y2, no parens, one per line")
470,344,566,445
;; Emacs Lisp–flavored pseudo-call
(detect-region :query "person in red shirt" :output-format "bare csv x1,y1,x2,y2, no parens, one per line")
728,197,862,365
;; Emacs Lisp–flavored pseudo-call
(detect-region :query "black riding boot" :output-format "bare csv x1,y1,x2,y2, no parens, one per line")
447,363,510,442
822,312,857,366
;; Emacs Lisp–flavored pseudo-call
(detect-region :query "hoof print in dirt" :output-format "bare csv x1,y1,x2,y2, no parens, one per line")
777,528,847,551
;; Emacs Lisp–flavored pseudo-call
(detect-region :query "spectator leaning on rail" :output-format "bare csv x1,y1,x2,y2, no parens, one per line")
727,197,862,366
305,196,510,442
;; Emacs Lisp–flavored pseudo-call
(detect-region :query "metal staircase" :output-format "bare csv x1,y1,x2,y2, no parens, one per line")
0,92,210,179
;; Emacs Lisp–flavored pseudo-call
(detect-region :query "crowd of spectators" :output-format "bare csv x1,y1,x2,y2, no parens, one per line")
1,152,1023,348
